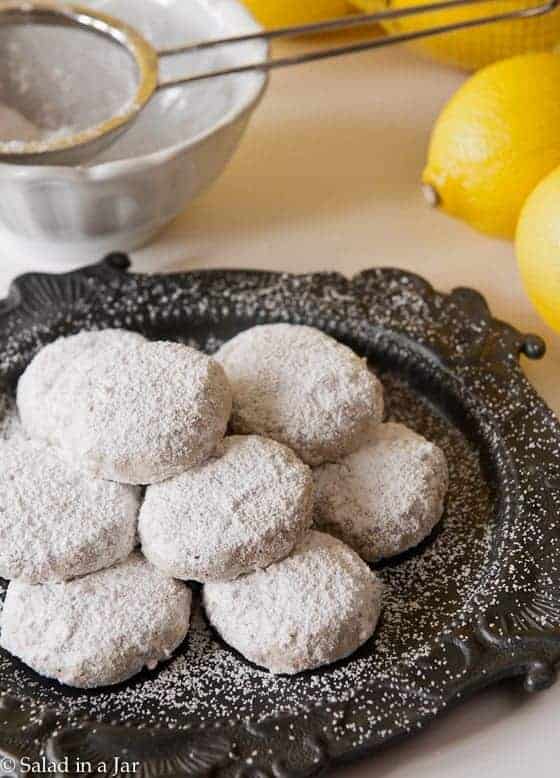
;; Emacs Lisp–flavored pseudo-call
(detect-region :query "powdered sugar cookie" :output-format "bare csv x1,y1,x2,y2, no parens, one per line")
215,324,383,466
313,422,449,562
0,436,139,583
139,435,313,582
17,329,146,442
0,553,191,688
18,330,232,484
203,530,383,674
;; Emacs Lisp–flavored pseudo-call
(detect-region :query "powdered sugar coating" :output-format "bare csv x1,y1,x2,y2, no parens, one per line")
140,435,314,582
18,330,232,484
17,330,146,443
0,436,139,583
0,553,192,688
313,422,449,562
0,374,491,730
203,530,383,674
215,324,384,466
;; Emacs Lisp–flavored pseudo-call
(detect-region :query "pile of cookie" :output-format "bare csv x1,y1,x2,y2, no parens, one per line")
0,324,448,688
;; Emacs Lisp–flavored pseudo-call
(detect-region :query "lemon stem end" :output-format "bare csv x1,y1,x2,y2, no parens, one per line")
422,183,441,208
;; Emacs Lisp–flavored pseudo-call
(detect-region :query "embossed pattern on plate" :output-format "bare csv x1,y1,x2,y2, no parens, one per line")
0,254,558,778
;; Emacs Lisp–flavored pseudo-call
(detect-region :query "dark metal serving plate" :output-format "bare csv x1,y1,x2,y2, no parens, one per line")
0,254,559,778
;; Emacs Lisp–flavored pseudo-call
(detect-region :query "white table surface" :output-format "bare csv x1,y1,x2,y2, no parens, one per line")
1,36,559,777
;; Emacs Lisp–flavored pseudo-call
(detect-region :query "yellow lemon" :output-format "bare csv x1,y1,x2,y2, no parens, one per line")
516,166,560,332
422,53,560,240
349,0,560,71
242,0,351,28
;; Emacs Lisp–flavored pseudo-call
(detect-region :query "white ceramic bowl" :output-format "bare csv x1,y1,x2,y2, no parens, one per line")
0,0,268,264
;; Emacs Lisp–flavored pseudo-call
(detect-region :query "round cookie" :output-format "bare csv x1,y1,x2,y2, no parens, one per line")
139,435,314,582
0,553,192,688
18,330,232,484
313,422,449,562
0,437,140,583
215,324,383,466
17,329,146,442
203,530,383,674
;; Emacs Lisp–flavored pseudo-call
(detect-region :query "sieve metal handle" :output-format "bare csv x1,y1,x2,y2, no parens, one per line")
155,0,559,90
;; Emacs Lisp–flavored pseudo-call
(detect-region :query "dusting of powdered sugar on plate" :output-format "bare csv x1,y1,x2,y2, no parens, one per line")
0,372,495,729
0,263,558,771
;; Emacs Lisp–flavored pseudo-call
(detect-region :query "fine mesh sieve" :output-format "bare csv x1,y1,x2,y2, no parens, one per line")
0,0,557,166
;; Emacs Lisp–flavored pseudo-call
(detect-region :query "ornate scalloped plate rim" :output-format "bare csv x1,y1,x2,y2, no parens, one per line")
0,255,558,778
